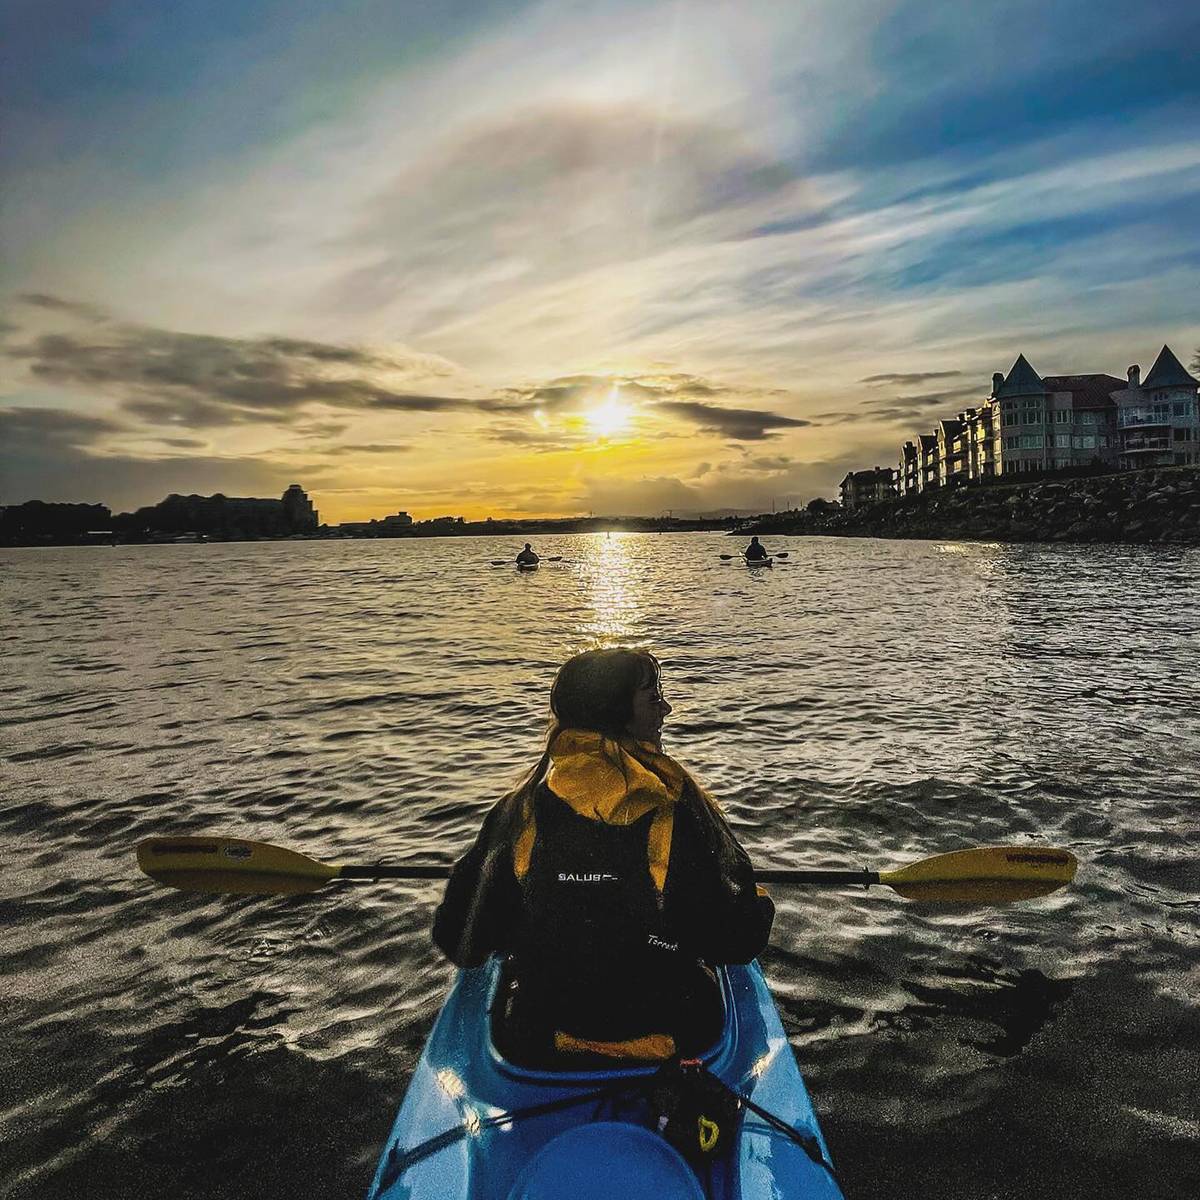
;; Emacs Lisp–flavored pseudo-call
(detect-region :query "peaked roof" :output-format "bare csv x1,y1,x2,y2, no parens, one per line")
996,353,1044,397
1142,344,1200,390
1041,374,1126,409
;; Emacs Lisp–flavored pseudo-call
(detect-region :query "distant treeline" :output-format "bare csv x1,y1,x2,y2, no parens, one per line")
1,498,746,546
1,501,113,542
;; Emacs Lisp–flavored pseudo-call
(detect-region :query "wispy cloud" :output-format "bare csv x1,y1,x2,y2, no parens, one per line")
2,0,1199,519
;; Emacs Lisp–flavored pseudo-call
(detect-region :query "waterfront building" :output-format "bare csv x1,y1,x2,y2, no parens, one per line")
117,484,319,537
899,441,920,495
1110,347,1199,469
936,417,966,487
840,467,896,509
893,343,1199,495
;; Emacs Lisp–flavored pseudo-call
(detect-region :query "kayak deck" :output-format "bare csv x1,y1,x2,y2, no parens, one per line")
367,960,843,1200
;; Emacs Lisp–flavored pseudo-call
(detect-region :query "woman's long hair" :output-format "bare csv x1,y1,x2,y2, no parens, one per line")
440,648,751,969
502,647,661,805
496,648,740,860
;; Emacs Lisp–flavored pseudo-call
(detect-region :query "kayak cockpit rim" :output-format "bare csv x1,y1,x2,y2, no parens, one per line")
483,958,738,1085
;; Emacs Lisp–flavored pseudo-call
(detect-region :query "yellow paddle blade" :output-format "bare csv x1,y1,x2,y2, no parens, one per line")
878,845,1077,903
137,836,341,895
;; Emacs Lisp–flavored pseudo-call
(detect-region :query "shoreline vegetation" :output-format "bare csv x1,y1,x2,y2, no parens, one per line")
4,466,1199,549
743,465,1200,546
0,509,739,547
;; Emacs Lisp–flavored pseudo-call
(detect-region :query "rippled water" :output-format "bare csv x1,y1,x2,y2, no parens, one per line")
3,533,1199,1198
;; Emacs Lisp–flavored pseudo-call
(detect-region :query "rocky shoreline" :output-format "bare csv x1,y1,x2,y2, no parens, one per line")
743,466,1200,546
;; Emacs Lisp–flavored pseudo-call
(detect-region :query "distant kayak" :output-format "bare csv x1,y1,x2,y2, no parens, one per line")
517,562,539,572
366,958,842,1199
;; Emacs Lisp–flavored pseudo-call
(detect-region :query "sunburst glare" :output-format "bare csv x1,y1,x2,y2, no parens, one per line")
584,384,632,439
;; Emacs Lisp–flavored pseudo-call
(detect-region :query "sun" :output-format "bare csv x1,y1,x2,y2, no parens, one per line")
585,385,632,439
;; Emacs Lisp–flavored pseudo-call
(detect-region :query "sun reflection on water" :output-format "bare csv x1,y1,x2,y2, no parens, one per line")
577,532,646,647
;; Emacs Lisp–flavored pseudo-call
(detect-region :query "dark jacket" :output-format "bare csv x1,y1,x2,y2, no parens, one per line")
433,781,774,1041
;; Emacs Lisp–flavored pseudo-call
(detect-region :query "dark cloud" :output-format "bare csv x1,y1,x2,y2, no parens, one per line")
294,419,351,439
741,454,796,473
3,320,473,429
491,372,804,441
652,399,810,441
16,292,110,322
327,442,412,454
815,385,983,426
0,404,333,509
493,376,666,414
485,425,593,451
860,371,967,386
0,405,124,447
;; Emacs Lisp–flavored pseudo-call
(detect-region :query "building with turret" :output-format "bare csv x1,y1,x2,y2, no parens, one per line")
894,344,1198,497
116,484,319,537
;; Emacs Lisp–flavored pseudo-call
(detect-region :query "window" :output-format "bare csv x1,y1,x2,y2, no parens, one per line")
1020,435,1043,449
1073,435,1097,450
1004,436,1019,450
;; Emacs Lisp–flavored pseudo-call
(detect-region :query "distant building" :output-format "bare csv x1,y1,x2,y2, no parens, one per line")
1111,346,1200,470
117,484,319,537
894,344,1199,496
336,509,414,536
840,467,896,509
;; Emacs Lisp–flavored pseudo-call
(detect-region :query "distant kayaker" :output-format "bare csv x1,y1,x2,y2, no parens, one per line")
433,648,773,1067
516,542,539,565
744,536,769,561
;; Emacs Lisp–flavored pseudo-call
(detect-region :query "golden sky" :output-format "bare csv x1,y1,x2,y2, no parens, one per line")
2,1,1198,522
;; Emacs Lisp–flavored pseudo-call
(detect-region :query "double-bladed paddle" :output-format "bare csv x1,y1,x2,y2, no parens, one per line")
137,837,1076,904
490,556,566,565
718,552,789,560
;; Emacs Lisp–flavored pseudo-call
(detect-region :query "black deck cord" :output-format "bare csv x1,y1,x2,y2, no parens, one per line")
373,1079,641,1196
373,1066,841,1197
732,1086,843,1192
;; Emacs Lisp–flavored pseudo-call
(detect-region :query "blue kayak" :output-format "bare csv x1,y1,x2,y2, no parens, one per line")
366,959,844,1200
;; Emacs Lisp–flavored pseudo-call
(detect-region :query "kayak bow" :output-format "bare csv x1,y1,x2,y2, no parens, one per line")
366,959,843,1200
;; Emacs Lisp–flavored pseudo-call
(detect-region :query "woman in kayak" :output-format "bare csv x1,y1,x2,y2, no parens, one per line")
744,535,769,561
433,647,774,1065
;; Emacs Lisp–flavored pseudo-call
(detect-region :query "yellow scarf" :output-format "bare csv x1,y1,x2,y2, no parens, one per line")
513,729,686,892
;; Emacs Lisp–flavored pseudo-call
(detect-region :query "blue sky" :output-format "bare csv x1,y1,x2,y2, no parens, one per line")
2,0,1198,519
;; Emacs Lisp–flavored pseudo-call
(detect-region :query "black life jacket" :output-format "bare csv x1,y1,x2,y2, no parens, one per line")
508,783,702,1043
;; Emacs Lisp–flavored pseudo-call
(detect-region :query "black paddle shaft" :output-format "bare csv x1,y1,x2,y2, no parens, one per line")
337,864,880,886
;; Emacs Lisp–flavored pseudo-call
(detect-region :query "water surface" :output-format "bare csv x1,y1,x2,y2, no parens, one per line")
3,533,1199,1197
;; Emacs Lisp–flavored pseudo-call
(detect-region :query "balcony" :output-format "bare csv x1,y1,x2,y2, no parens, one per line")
1122,437,1172,454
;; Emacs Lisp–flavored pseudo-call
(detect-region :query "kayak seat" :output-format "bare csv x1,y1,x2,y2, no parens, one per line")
505,1123,706,1200
489,959,725,1070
